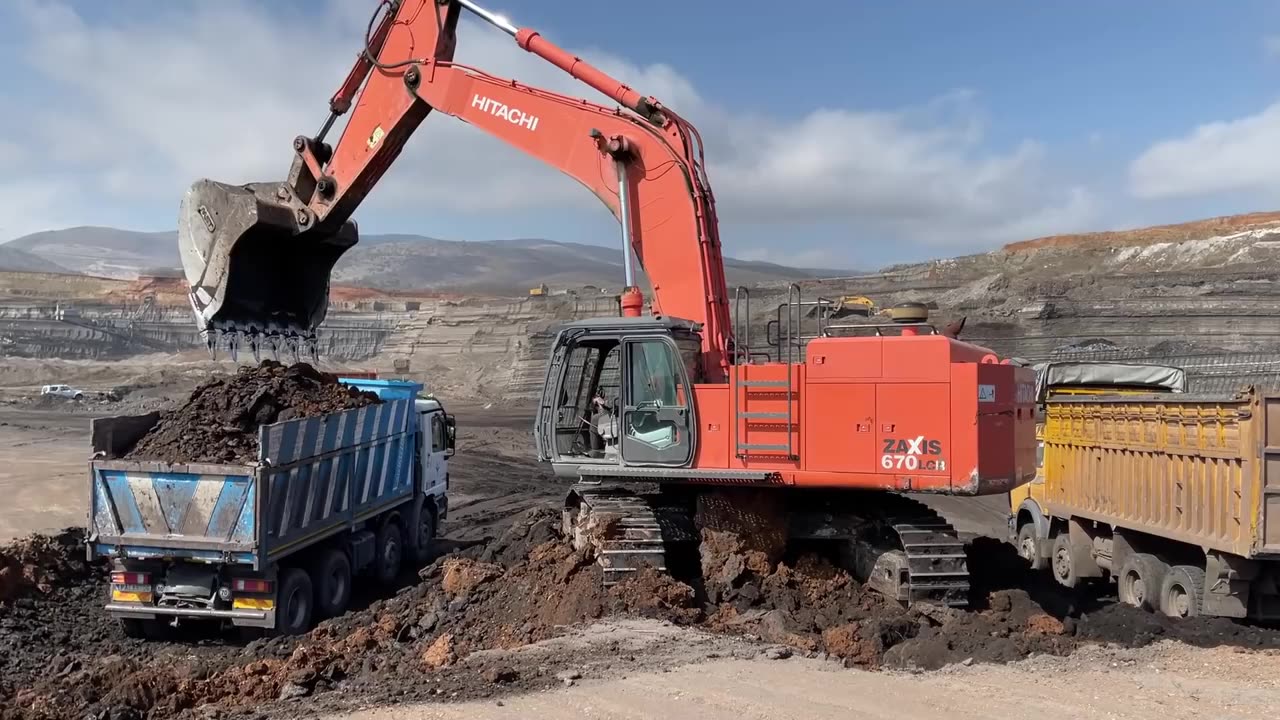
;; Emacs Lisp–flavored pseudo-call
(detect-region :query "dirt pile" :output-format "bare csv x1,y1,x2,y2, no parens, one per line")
123,360,382,464
2,509,690,719
0,529,89,605
8,516,1280,719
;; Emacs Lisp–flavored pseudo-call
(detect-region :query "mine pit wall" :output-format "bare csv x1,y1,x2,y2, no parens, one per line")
365,295,620,404
0,299,397,362
0,279,618,401
742,258,1280,391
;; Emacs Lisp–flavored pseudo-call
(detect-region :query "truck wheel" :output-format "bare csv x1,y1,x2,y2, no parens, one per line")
374,520,403,586
411,500,437,566
276,567,314,636
313,548,352,619
1050,533,1078,588
1160,565,1206,618
1017,523,1045,571
1118,553,1168,612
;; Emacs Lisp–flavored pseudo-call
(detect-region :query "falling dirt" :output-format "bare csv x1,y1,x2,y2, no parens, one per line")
8,516,1280,719
122,360,382,464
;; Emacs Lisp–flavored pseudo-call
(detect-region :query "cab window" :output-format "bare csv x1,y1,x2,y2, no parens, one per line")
627,340,684,407
430,414,446,452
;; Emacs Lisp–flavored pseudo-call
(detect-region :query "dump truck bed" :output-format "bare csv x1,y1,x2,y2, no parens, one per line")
1042,389,1280,559
88,398,418,569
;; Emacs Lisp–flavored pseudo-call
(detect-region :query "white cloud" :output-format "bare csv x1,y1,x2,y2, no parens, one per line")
0,0,1092,254
1129,100,1280,200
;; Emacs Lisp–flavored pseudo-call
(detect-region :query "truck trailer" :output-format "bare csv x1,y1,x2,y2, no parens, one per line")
1013,379,1280,620
86,378,455,637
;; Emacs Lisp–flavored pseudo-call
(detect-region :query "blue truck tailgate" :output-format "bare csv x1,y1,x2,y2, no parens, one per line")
88,397,418,569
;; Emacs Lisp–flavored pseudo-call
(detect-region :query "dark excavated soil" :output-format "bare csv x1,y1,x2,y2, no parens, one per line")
123,361,381,464
7,514,1280,719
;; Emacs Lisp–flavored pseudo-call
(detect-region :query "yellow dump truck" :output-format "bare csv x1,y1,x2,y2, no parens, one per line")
1013,366,1280,620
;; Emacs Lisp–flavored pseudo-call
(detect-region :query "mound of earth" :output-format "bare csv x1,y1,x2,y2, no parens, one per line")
123,360,382,464
0,530,88,605
8,510,1280,720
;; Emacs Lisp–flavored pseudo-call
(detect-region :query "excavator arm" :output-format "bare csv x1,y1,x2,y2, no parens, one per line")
180,0,732,377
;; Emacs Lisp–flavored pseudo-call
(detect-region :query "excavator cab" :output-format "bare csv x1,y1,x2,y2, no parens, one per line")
177,179,358,354
536,317,701,476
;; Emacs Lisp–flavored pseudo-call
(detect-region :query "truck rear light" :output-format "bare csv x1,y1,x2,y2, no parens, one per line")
232,578,272,593
111,572,150,586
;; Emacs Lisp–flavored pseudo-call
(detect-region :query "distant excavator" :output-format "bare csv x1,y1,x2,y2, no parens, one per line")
176,0,1036,607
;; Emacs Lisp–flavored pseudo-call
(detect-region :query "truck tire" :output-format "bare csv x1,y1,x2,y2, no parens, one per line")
313,548,352,619
1050,533,1078,588
1160,565,1206,618
411,499,437,566
374,520,403,586
275,567,314,636
1118,553,1168,612
1017,523,1045,571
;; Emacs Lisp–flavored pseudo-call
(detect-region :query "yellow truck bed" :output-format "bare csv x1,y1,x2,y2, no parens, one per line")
1041,390,1279,559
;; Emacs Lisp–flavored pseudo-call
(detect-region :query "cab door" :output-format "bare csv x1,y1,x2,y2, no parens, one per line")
419,411,448,497
619,336,696,466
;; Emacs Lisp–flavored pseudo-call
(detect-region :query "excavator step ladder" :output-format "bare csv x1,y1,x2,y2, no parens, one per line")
731,285,806,460
733,371,798,458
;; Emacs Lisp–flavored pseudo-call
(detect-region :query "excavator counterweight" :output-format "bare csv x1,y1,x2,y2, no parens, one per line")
178,180,357,354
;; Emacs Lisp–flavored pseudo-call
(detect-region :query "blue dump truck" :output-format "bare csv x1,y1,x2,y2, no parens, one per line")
85,378,454,637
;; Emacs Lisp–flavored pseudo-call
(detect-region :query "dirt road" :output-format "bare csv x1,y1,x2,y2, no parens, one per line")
0,409,94,539
337,629,1280,720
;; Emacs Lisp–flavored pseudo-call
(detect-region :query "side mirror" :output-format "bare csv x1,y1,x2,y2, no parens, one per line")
445,415,457,456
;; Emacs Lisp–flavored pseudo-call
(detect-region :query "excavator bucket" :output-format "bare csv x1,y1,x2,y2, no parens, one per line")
178,179,357,355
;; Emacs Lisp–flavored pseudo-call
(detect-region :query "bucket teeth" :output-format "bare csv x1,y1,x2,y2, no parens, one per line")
205,321,325,364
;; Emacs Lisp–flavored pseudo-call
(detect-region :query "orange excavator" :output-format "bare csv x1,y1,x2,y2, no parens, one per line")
178,0,1037,606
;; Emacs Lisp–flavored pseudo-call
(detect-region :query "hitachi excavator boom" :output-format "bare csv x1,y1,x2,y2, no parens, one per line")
177,0,731,369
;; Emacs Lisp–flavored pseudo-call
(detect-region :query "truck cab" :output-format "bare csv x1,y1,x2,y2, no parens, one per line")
1010,361,1187,568
415,396,455,523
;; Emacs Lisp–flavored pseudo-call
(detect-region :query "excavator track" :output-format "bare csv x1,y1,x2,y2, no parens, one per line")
564,485,969,606
795,493,971,608
562,486,698,586
884,508,971,607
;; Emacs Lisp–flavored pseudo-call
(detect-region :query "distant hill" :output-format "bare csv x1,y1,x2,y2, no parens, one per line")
330,236,835,291
6,227,178,279
1002,211,1280,252
0,244,74,274
4,227,842,291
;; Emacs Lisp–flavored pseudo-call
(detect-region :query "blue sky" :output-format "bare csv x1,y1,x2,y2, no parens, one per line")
2,0,1280,270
